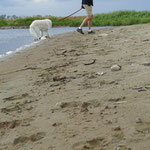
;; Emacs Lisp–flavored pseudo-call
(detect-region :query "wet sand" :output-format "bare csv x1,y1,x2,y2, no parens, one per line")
1,24,150,150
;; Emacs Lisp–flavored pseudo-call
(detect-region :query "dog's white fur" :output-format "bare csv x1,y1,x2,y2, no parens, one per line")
30,19,52,41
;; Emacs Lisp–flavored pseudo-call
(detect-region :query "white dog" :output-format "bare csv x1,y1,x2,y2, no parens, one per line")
30,19,52,41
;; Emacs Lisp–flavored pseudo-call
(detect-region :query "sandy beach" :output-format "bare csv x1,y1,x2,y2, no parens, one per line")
1,23,150,150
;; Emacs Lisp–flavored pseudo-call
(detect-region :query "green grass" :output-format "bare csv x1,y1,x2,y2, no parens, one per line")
92,11,150,26
1,11,150,27
0,20,8,26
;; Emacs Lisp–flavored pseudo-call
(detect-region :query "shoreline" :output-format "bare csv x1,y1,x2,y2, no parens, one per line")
0,26,111,59
0,26,71,30
0,33,61,61
0,26,29,30
0,26,112,30
1,24,150,150
0,26,80,30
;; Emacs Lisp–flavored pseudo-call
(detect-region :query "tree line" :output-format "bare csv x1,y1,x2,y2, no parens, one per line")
0,15,19,20
0,14,43,20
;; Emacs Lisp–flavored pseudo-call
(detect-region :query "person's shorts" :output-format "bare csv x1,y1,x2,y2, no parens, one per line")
83,5,93,16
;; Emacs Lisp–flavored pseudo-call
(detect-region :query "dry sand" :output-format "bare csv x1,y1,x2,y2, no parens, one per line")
1,24,150,150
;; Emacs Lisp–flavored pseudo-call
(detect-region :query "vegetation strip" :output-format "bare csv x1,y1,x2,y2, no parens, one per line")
1,11,150,28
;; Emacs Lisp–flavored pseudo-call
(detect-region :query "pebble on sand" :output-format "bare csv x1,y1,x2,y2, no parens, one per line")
136,117,142,123
111,65,121,71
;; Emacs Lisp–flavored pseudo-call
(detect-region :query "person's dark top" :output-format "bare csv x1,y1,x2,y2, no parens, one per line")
82,0,93,7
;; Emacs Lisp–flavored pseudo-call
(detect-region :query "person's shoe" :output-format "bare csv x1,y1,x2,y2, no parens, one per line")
88,30,95,34
77,28,84,34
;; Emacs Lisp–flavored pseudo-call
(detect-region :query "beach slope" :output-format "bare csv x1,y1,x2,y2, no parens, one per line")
1,24,150,150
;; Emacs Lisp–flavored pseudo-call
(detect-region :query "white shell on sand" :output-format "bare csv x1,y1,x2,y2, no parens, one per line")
97,72,105,76
116,147,121,150
55,102,63,107
111,65,121,71
136,117,142,123
98,33,108,37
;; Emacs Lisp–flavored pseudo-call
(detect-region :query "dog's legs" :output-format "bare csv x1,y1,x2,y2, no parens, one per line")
46,31,50,38
39,31,44,39
30,26,39,41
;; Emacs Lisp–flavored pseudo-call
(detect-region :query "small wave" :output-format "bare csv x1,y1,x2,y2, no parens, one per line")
16,44,32,52
6,51,14,55
0,37,47,59
0,54,4,58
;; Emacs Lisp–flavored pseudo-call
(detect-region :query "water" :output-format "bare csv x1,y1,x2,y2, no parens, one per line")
0,26,108,57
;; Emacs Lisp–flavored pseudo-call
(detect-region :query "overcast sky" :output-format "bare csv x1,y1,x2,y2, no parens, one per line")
0,0,150,17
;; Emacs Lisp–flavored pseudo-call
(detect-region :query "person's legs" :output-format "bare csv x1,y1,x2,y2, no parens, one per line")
79,16,92,29
87,15,93,31
77,5,94,34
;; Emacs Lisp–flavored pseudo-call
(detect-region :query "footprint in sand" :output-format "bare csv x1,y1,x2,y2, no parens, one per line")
111,126,125,143
53,100,101,111
3,93,29,102
0,120,21,130
13,132,46,145
72,137,106,150
135,121,150,134
1,101,34,114
0,118,33,137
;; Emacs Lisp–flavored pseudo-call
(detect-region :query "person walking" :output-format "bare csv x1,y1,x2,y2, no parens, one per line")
77,0,94,34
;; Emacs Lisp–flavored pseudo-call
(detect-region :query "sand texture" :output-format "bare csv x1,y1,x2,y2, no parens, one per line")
1,24,150,150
